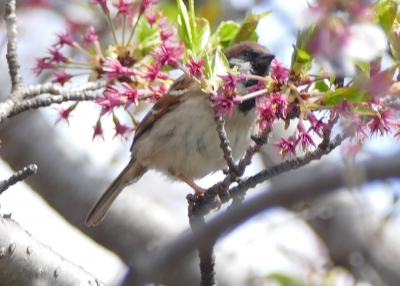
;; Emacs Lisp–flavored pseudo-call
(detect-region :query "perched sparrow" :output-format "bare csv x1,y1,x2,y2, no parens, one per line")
86,41,275,226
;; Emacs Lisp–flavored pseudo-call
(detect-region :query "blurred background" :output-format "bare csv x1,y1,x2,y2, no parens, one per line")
0,0,399,285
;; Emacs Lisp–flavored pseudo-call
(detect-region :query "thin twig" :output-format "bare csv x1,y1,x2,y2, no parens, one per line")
214,115,237,174
24,80,108,98
237,127,272,177
3,0,23,92
188,213,217,286
0,80,107,123
0,164,37,195
132,150,400,284
225,132,347,202
188,127,272,210
188,132,347,217
7,91,104,119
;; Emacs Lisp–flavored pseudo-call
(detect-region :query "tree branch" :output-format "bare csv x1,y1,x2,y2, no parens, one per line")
0,81,107,123
188,131,347,217
24,80,108,97
131,150,400,284
227,132,346,200
3,0,23,91
7,91,104,118
0,108,202,286
0,216,106,286
189,214,217,286
214,115,237,174
0,164,37,195
191,117,273,285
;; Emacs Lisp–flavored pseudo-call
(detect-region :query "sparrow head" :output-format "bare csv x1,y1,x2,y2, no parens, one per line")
224,41,275,78
224,41,275,113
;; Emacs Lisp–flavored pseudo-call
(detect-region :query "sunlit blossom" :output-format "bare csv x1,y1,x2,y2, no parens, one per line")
274,136,297,159
185,55,205,78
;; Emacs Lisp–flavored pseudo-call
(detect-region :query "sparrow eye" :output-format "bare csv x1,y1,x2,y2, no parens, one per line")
242,51,250,57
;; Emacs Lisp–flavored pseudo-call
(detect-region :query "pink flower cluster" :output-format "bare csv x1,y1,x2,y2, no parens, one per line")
211,73,246,117
34,0,184,140
97,83,145,115
333,99,400,139
273,113,330,159
270,58,289,84
257,92,288,132
274,95,400,159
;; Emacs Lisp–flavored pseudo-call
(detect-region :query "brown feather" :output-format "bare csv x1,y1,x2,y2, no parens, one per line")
224,41,271,59
85,157,147,226
130,74,192,151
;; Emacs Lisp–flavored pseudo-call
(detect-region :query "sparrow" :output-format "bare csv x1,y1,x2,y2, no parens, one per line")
86,41,275,226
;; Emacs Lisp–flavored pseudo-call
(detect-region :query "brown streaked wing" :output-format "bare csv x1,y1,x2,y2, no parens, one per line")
130,74,194,150
130,94,184,151
167,74,192,96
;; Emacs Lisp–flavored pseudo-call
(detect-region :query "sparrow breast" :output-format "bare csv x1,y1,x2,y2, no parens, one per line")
132,89,257,179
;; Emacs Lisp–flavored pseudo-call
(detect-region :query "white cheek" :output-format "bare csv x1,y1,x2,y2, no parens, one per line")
228,58,252,75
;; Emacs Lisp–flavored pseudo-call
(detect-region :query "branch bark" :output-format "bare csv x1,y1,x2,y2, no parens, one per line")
0,216,106,286
0,164,37,194
3,0,23,91
0,108,201,286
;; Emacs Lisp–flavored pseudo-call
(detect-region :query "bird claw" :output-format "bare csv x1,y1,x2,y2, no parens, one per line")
214,195,222,211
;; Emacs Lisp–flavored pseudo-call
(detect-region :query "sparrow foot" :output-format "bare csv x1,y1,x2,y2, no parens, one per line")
215,195,222,210
177,174,206,196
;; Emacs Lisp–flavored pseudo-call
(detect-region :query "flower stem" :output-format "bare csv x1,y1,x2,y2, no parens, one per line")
126,13,143,47
72,43,93,58
106,13,119,44
122,16,126,46
289,83,310,115
240,88,269,101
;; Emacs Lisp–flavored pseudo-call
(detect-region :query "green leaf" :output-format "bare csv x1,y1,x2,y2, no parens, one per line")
290,27,314,76
352,70,369,87
176,0,193,50
203,51,212,78
315,80,329,92
374,0,398,34
230,11,271,45
322,87,365,105
209,46,229,87
291,47,313,77
189,0,196,49
212,46,229,76
294,26,315,50
389,22,400,61
266,273,304,286
135,17,160,55
217,21,240,42
157,3,179,23
355,60,371,73
329,74,336,85
294,46,310,62
210,21,240,49
354,105,380,116
194,17,211,54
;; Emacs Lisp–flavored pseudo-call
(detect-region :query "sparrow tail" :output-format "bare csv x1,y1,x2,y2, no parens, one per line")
85,158,146,226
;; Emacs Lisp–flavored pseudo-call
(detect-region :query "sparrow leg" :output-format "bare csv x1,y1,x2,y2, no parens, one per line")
177,174,206,196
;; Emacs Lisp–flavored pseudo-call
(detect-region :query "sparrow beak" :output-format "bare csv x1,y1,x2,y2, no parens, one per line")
257,53,275,65
254,53,275,76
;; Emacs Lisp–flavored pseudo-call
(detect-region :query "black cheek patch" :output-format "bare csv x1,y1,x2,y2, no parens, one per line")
239,98,255,114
